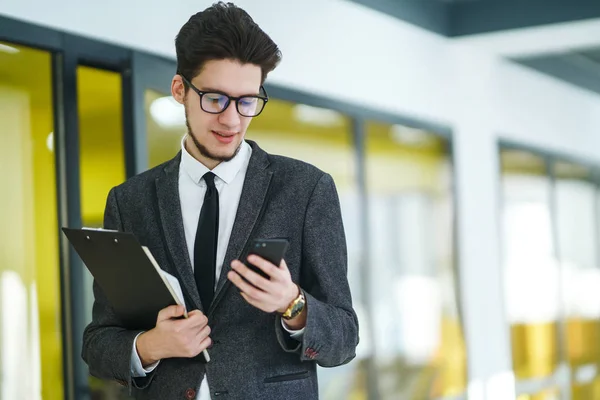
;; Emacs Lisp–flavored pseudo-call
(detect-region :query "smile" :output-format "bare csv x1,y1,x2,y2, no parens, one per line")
213,130,235,137
212,130,236,144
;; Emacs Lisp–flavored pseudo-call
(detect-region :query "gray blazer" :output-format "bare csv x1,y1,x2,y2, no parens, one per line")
82,140,359,400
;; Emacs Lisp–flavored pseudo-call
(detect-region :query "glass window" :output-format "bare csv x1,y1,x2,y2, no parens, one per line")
501,148,600,399
0,41,64,399
500,149,560,383
145,89,185,169
365,122,465,399
554,161,600,400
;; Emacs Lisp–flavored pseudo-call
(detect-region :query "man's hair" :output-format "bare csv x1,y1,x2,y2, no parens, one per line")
175,2,282,86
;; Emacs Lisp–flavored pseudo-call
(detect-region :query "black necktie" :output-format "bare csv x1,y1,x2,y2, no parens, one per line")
194,172,219,309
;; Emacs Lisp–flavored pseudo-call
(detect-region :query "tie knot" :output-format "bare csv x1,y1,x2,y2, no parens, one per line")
203,172,216,189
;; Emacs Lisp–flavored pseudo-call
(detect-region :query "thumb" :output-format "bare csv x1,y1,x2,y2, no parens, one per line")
157,304,185,322
279,258,289,271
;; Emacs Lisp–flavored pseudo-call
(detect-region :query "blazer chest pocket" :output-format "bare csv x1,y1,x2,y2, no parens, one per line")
264,371,309,384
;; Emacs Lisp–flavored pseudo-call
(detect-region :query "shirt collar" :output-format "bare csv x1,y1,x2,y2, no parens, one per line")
180,134,250,185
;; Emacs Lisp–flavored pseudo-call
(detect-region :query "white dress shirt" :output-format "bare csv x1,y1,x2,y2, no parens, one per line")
129,135,304,399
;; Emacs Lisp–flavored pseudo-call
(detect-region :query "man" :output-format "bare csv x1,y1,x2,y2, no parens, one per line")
82,2,359,399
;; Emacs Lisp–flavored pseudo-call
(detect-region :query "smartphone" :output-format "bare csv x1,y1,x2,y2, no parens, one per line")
246,238,289,279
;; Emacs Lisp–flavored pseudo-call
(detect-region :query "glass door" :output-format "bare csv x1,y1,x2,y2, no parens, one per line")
58,34,132,400
500,149,563,398
76,64,129,400
0,39,64,400
554,162,600,400
364,122,464,400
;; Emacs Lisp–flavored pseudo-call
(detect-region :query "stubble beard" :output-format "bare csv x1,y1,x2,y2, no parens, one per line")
185,108,242,163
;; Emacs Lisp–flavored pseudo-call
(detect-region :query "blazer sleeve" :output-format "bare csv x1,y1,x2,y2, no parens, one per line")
81,187,155,390
275,173,359,367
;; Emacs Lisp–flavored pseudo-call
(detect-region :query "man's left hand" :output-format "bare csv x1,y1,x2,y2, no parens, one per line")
228,255,299,315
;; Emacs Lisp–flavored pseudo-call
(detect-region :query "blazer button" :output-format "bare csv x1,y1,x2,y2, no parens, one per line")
185,388,196,399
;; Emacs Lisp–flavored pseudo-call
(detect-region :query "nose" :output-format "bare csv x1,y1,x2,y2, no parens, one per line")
218,100,241,127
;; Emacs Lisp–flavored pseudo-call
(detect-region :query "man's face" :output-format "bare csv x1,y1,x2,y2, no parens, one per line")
172,59,262,165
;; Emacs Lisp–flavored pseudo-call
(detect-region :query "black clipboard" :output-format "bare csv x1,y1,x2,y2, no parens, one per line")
62,227,210,362
62,227,185,330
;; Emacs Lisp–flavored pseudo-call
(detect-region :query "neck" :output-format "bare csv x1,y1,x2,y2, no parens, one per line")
185,135,221,170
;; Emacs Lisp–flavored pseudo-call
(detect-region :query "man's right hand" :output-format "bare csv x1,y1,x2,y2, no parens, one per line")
136,305,211,367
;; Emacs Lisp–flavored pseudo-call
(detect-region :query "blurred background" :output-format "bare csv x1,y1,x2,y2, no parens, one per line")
2,0,600,399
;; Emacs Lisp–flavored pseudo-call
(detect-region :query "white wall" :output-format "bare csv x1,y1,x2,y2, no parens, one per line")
4,0,600,398
4,0,600,150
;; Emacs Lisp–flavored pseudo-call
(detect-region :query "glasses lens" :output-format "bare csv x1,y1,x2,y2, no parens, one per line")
201,93,229,113
238,97,265,117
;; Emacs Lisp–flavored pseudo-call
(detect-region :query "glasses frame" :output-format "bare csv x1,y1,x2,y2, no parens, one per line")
180,75,269,117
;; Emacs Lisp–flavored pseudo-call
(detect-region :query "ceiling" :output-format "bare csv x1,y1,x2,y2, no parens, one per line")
348,0,600,37
349,0,600,96
513,47,600,96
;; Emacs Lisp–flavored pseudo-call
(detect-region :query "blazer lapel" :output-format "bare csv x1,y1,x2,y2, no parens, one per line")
209,141,272,316
155,152,203,311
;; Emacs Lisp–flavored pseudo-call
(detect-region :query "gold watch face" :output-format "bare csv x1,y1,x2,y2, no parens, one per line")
283,294,305,319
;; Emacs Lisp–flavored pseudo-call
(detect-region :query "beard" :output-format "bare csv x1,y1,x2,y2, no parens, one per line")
185,107,241,163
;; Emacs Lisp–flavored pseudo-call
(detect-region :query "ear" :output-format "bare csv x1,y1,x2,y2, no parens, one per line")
171,74,186,105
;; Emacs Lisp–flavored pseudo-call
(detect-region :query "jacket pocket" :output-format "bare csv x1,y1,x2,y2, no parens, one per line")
264,371,309,384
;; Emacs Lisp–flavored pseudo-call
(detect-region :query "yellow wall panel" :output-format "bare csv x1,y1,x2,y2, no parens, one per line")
77,66,126,226
0,42,64,400
511,322,560,379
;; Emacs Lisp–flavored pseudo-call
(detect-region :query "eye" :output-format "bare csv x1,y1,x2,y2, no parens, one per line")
239,98,258,113
239,97,257,107
201,93,229,112
205,94,223,104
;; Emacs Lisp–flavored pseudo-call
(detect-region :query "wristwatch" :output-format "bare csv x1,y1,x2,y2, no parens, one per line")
282,285,306,320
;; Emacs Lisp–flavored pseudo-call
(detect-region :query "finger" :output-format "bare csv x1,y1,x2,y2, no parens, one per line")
195,324,211,341
231,260,273,291
279,258,289,271
186,336,212,358
187,309,207,319
246,255,280,279
187,310,209,327
227,270,270,302
157,305,185,322
197,336,212,353
273,259,291,281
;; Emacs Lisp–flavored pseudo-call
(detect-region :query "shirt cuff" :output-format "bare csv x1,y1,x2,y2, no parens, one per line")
131,332,160,377
280,318,305,341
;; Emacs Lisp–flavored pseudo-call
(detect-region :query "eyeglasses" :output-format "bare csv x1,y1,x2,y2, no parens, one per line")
181,75,268,117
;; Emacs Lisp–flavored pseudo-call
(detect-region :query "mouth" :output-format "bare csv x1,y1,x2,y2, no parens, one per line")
212,130,236,144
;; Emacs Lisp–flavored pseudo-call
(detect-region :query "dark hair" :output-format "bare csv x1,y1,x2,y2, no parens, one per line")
175,2,282,86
